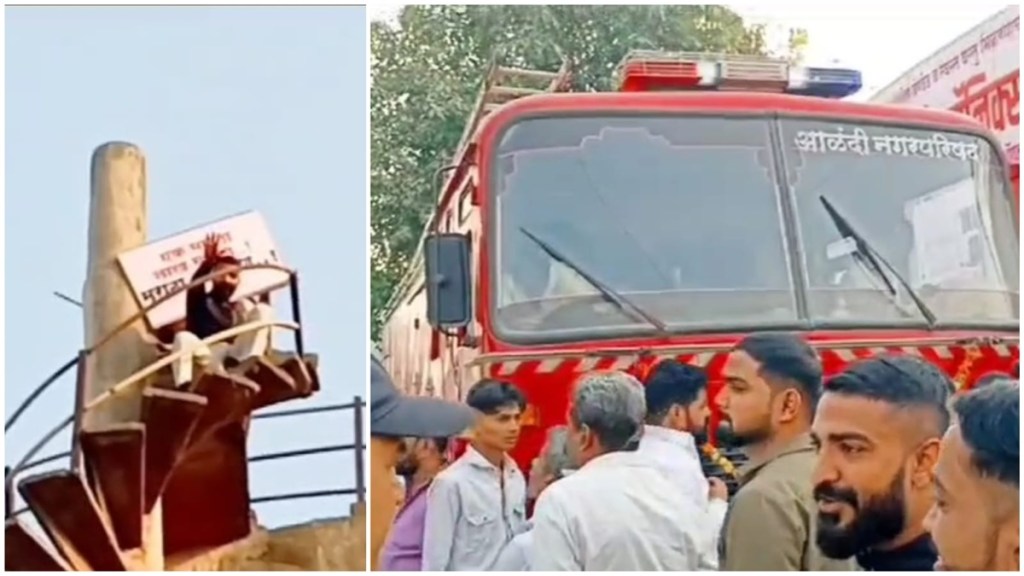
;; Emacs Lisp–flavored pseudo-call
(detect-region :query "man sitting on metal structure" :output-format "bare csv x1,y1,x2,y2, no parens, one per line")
170,234,276,386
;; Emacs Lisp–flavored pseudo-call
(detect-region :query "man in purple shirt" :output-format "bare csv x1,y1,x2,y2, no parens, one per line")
379,437,450,571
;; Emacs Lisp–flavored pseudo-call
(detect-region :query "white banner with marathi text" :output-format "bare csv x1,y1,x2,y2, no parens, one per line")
870,6,1019,164
117,211,289,329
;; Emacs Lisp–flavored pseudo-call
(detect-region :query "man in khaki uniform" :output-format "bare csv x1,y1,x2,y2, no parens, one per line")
717,333,855,571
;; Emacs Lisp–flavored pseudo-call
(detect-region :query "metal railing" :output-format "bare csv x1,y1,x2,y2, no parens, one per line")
4,262,366,523
6,398,366,519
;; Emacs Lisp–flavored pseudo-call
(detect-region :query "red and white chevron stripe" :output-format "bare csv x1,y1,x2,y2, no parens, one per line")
479,341,1019,378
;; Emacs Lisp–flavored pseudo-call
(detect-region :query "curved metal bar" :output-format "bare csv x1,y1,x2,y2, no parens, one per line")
86,262,295,355
7,398,367,518
83,319,299,412
7,319,300,492
6,263,310,510
17,452,72,474
6,413,75,497
6,264,296,443
5,356,80,432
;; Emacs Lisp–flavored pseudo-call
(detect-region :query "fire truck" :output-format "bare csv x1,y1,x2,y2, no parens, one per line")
380,50,1020,483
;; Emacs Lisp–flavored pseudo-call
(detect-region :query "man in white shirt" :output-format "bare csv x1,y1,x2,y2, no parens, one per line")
638,359,729,569
530,371,705,571
492,426,573,571
422,379,530,571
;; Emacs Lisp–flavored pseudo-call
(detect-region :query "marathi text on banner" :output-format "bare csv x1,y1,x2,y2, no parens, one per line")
117,211,288,328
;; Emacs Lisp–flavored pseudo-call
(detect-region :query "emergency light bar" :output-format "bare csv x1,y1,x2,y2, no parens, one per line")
615,50,862,99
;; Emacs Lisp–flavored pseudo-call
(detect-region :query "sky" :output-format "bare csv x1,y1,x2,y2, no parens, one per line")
368,2,1012,100
5,6,367,529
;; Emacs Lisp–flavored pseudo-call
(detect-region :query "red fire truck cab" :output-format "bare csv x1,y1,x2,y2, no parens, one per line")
381,51,1020,481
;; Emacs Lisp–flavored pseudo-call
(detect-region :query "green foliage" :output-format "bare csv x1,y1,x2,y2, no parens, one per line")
370,5,801,340
787,27,810,64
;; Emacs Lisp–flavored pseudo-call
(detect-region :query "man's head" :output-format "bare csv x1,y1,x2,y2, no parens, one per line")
209,256,242,301
566,371,646,467
395,437,449,478
370,354,475,469
926,379,1019,571
720,333,822,447
644,360,710,435
466,379,526,453
528,426,573,500
369,352,476,569
811,354,953,560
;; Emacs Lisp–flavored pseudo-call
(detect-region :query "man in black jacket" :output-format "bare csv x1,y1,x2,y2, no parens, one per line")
811,355,953,571
170,234,275,386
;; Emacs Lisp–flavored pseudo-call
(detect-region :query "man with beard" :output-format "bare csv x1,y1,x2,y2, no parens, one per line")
926,379,1019,571
370,351,476,571
379,437,450,570
422,379,529,571
637,359,728,568
171,234,275,385
812,354,953,571
530,371,704,571
718,333,854,571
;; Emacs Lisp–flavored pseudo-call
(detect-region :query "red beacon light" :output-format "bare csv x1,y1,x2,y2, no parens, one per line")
615,50,863,99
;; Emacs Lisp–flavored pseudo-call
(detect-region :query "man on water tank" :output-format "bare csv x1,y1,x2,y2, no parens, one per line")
170,233,276,386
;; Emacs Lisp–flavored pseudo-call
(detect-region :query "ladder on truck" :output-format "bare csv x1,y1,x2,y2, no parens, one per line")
452,58,572,167
388,59,572,321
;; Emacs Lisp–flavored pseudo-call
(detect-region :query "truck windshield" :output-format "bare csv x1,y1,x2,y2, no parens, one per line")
490,115,1019,342
781,119,1019,325
492,116,796,339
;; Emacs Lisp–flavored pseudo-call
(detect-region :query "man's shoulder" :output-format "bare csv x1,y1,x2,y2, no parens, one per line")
533,472,580,514
433,461,470,487
745,447,817,495
734,453,816,521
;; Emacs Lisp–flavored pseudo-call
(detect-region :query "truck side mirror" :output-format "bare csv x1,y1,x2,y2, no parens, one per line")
424,233,471,329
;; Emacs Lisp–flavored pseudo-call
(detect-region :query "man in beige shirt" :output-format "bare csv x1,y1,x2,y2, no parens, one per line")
717,333,855,571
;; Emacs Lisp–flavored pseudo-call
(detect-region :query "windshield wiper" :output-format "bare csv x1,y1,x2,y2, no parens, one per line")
518,226,670,335
819,195,937,326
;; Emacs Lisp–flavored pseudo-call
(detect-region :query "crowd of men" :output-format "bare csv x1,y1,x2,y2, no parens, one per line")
369,333,1019,572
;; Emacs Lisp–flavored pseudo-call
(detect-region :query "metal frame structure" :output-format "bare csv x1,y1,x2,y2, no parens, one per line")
5,262,366,522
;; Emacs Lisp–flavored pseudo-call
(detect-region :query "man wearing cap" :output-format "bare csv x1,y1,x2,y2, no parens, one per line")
370,351,476,571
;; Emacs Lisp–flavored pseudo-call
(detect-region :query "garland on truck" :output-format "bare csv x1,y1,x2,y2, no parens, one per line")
953,344,984,391
701,443,740,479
